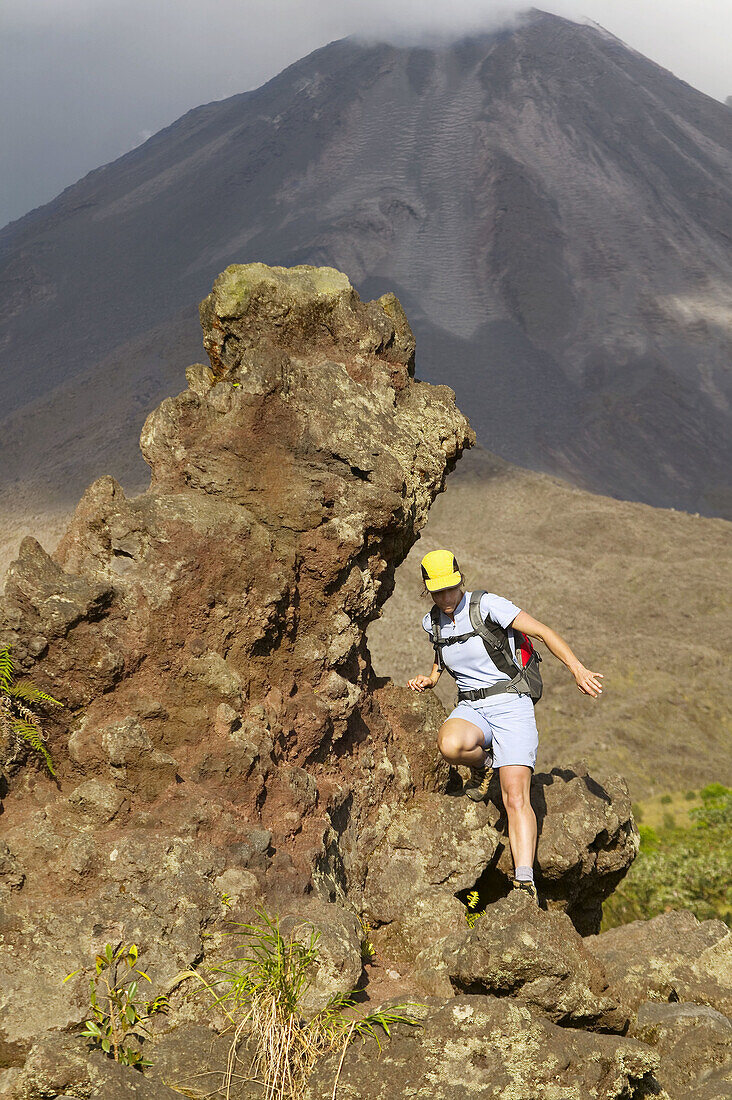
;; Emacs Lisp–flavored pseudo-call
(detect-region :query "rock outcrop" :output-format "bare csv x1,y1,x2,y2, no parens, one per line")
304,996,660,1100
438,892,628,1031
586,910,732,1019
0,264,726,1099
361,761,638,965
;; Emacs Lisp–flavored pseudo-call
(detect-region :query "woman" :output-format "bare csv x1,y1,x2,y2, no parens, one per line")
407,549,603,902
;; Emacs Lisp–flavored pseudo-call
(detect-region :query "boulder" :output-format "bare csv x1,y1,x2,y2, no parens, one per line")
145,1025,260,1100
437,891,628,1031
12,1032,182,1099
371,682,454,795
0,832,227,1055
304,995,661,1100
362,791,502,963
362,765,638,971
530,763,639,934
682,1064,732,1100
278,898,363,1016
632,1001,732,1098
586,910,732,1018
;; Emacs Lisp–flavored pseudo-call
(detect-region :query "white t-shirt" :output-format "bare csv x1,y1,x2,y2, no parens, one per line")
422,590,521,704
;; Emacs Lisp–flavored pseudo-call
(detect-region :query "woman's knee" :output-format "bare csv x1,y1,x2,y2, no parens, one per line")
501,777,533,814
502,787,528,813
437,727,462,761
438,720,481,761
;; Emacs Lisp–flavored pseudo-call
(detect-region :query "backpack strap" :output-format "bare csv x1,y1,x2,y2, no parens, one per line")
429,605,445,672
468,590,519,680
429,604,460,679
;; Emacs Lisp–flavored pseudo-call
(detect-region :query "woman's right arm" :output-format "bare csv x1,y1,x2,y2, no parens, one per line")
407,663,441,692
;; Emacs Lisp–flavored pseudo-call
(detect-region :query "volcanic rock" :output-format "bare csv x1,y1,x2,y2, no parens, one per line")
0,263,474,1063
586,910,732,1018
361,764,638,967
303,995,660,1100
277,897,363,1016
144,1025,259,1099
11,1032,182,1099
633,1001,732,1098
0,264,646,1092
438,891,628,1031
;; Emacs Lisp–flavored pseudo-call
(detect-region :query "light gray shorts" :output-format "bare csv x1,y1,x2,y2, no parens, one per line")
448,693,538,770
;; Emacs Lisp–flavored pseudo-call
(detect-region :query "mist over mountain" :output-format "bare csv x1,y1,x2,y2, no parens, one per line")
1,10,730,516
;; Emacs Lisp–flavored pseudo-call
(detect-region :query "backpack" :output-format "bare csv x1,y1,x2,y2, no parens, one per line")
429,590,543,704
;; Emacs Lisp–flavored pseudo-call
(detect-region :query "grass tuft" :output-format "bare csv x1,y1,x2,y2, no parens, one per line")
183,907,421,1100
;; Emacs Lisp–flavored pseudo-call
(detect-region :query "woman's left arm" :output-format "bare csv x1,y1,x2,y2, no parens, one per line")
511,611,604,698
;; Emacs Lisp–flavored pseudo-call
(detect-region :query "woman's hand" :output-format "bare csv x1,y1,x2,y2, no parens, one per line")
407,674,435,693
572,665,604,697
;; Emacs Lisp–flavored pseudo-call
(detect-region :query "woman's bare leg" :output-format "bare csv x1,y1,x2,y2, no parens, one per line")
499,764,537,872
437,717,487,768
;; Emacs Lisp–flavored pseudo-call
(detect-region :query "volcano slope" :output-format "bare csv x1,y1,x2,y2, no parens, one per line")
0,266,730,1100
1,10,731,526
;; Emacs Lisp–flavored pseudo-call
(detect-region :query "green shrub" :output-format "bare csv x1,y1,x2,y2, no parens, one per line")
603,785,732,930
65,943,168,1068
638,825,660,850
660,794,672,805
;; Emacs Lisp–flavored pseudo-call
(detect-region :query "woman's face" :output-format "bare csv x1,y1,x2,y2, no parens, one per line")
432,584,463,615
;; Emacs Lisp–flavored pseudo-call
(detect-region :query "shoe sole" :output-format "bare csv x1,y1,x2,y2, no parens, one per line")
464,786,492,802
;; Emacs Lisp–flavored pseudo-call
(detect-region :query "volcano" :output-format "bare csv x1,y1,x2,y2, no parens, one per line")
1,9,730,518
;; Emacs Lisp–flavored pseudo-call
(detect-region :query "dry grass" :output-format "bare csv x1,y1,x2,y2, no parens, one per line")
183,909,420,1100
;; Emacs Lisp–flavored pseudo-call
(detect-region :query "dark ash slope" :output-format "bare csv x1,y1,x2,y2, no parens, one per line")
1,10,730,516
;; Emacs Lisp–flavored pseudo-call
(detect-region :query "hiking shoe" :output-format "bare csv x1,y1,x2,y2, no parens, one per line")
512,879,539,903
464,763,493,802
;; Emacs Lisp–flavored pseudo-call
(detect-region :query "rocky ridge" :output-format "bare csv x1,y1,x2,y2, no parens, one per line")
0,265,729,1098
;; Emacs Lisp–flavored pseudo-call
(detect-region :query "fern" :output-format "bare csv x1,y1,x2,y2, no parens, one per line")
0,647,13,693
10,680,62,706
0,645,61,776
9,718,55,776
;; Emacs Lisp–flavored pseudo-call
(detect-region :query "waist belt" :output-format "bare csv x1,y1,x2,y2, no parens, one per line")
458,670,530,703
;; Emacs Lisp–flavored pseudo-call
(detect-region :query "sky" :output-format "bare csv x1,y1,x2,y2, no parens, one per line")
1,0,730,230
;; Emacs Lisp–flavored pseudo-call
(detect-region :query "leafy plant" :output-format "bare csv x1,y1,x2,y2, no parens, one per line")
0,644,62,776
184,907,421,1100
358,916,376,962
465,890,484,929
603,785,732,930
65,943,169,1068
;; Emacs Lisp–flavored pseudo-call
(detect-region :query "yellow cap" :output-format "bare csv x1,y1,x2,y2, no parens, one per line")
420,549,462,592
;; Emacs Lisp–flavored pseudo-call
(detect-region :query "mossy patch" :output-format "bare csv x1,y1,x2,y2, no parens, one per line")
214,263,351,318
